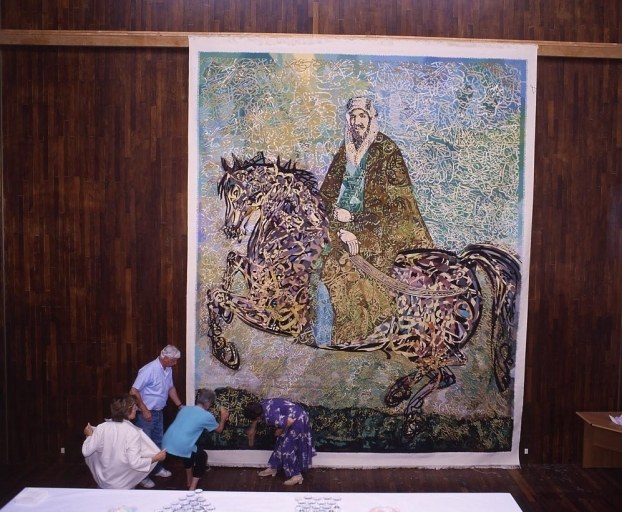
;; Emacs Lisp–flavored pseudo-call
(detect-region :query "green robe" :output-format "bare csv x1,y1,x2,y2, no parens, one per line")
318,132,434,344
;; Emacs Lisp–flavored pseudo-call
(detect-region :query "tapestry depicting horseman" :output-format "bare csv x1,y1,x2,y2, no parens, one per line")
189,38,535,460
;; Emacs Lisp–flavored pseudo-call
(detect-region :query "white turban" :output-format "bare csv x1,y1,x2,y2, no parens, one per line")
346,96,378,118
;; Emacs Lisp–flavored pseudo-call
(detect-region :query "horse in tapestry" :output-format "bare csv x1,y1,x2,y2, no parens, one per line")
202,152,329,370
203,152,520,438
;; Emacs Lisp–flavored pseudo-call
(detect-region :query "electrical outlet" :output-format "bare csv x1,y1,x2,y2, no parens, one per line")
60,447,65,454
523,448,528,455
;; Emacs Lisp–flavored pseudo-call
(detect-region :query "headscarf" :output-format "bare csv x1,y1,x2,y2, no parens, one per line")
344,96,379,167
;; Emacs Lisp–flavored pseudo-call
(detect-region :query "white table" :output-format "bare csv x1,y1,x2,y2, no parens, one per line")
1,487,523,512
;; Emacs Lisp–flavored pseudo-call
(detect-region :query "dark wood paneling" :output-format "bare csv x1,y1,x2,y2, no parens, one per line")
3,1,622,41
525,57,622,462
1,0,621,465
1,45,189,462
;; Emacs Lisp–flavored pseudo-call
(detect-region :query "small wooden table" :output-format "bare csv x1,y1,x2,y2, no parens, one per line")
576,411,622,468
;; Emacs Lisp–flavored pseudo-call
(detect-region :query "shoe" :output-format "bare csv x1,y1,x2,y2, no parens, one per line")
284,474,303,486
154,467,172,478
139,477,155,488
258,467,277,477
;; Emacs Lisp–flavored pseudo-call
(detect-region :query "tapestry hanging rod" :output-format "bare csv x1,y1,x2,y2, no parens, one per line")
0,30,620,59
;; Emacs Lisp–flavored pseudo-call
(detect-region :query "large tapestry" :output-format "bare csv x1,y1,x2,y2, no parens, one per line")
186,34,536,467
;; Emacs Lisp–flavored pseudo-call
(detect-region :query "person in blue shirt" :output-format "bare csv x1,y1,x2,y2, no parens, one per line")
162,388,229,490
130,344,184,488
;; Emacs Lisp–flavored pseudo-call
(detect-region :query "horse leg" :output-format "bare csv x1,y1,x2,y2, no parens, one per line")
205,288,240,370
437,366,457,388
224,290,305,336
401,367,457,438
494,342,513,391
384,370,426,407
220,251,250,324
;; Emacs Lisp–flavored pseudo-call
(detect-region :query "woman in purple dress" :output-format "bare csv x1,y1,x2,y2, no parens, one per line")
243,398,316,486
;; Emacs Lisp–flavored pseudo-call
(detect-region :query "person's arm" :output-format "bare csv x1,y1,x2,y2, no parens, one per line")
246,419,258,447
126,430,164,471
81,423,100,457
213,406,229,433
274,417,295,437
151,450,167,463
168,386,183,410
129,387,152,421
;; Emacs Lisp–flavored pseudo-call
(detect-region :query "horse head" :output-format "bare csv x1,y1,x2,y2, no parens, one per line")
218,152,276,241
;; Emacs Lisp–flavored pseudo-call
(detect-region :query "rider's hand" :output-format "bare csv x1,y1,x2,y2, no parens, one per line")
334,207,353,223
338,229,359,255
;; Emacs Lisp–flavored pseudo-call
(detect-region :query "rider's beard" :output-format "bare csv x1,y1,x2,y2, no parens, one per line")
350,125,369,149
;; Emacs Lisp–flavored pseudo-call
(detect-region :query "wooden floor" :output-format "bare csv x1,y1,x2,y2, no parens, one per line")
1,461,621,511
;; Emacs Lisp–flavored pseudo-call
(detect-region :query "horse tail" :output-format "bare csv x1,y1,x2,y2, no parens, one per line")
459,243,521,392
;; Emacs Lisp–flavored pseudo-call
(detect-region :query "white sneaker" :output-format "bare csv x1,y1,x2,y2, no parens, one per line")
154,467,172,478
139,477,155,488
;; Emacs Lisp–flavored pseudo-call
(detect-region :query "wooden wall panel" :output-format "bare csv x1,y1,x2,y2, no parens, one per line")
525,57,622,462
1,45,189,462
1,0,621,465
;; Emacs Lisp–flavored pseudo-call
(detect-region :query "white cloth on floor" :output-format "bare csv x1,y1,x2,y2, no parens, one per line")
82,419,159,489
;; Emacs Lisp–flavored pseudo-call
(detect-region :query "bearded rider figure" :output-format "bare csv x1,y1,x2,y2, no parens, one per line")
311,96,434,345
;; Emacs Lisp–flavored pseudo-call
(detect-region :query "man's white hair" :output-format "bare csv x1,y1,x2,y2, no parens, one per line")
160,345,181,359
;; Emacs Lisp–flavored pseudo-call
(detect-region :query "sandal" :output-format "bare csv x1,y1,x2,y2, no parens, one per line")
283,474,303,486
258,467,277,477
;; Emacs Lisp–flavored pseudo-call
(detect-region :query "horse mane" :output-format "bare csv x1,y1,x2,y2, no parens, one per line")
275,156,321,195
223,152,321,196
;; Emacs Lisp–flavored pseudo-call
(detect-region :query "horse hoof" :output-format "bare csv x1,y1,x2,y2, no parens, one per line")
221,309,234,324
211,339,240,370
402,412,423,439
385,394,407,408
384,377,413,407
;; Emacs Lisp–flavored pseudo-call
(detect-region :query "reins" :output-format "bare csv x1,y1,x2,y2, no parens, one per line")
349,254,469,298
